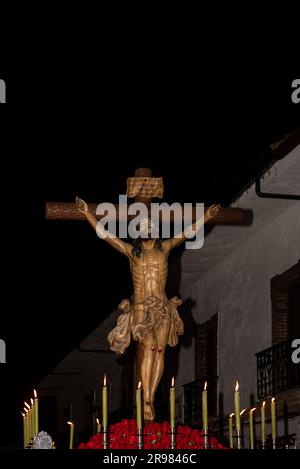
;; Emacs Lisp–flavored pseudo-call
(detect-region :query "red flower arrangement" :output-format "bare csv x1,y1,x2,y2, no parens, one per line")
78,419,226,449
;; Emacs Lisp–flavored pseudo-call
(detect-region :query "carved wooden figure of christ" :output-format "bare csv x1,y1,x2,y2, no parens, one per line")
46,168,252,422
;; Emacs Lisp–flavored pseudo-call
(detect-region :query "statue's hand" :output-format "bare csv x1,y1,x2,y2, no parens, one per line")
207,203,221,219
76,196,88,213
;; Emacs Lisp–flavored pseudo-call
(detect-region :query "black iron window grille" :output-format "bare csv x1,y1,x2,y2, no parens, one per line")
256,339,300,399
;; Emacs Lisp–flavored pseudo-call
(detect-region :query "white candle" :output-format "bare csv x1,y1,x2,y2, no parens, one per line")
234,381,241,432
96,418,101,434
21,412,27,448
249,408,256,449
261,401,266,447
229,413,234,448
102,374,108,428
202,381,208,431
271,397,277,442
170,377,175,428
30,398,35,437
68,421,75,449
136,381,143,430
33,389,39,434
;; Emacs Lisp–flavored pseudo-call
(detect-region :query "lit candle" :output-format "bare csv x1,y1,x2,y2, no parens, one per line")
239,408,246,447
68,421,75,449
102,374,108,429
136,381,142,430
234,381,241,432
271,398,277,442
229,413,234,448
24,402,31,441
261,401,266,447
170,377,175,428
33,389,39,434
21,412,27,448
30,398,35,437
24,408,29,447
96,418,101,434
202,381,208,432
249,408,256,449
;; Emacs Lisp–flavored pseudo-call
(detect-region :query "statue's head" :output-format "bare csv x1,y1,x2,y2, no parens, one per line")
131,217,161,256
131,237,162,257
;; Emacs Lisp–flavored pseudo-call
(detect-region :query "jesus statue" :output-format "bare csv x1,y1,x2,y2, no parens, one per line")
76,197,220,421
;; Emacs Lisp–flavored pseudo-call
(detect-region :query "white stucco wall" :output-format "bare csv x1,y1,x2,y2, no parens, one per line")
177,189,300,416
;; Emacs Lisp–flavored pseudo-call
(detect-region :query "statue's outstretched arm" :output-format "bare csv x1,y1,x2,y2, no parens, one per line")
163,204,220,252
76,197,132,257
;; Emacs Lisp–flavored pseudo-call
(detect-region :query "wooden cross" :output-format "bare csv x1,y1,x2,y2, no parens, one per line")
46,168,252,225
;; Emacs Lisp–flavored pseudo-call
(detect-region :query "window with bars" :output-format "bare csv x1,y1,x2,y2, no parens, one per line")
256,261,300,399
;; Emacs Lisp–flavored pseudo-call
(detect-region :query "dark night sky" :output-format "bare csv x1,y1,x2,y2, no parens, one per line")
0,48,299,447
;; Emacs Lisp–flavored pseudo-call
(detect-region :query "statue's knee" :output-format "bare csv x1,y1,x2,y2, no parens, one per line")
150,341,158,352
143,337,157,351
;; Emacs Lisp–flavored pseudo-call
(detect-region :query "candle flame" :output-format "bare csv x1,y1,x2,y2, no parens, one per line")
250,407,256,413
30,398,34,406
104,374,107,386
240,408,246,416
34,389,37,398
271,397,275,403
96,418,100,425
262,401,266,408
229,413,235,418
204,381,207,391
24,401,30,410
171,377,175,387
138,381,142,389
235,381,239,392
67,421,74,425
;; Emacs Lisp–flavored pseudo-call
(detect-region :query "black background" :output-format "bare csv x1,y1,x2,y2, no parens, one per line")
0,39,299,450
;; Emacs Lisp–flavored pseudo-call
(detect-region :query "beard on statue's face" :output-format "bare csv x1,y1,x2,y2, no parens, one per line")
141,238,156,249
131,236,163,257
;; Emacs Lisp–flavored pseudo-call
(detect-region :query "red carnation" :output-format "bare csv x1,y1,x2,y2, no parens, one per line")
78,418,226,449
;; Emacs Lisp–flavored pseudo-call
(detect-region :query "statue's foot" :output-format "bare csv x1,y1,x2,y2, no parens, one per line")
144,401,155,422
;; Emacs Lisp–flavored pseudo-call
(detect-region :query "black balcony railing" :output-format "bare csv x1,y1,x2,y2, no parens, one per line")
183,376,217,427
256,339,300,399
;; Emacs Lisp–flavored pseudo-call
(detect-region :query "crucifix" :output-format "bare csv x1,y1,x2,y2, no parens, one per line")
46,168,251,421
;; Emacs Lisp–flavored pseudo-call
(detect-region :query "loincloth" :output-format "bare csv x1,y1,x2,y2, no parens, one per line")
107,296,184,354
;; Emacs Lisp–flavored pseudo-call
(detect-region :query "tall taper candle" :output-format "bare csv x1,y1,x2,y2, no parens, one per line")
24,408,30,445
102,374,108,428
240,408,246,441
30,398,35,437
249,408,256,449
271,398,277,443
170,377,175,428
136,381,142,430
229,413,234,448
33,389,39,434
24,402,31,441
202,381,208,432
261,401,266,448
234,382,241,432
68,421,74,449
21,413,26,448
